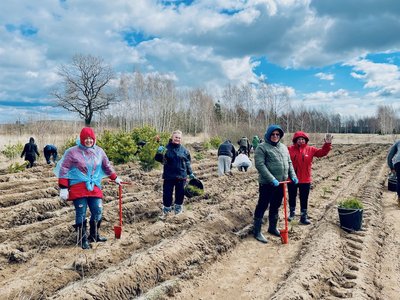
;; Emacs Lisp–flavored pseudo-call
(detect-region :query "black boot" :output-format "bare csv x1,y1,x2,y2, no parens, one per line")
88,219,107,243
267,214,281,237
288,207,296,221
74,221,90,249
253,218,268,243
300,209,311,225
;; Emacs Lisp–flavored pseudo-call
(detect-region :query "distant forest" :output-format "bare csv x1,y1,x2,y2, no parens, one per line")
2,71,399,138
104,72,400,137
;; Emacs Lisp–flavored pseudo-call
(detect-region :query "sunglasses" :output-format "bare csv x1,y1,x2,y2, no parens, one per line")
271,133,280,137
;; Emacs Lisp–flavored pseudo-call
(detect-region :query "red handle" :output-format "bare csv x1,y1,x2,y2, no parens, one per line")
280,181,289,232
118,184,123,227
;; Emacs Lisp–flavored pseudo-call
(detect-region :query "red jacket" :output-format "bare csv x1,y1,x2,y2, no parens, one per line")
288,131,331,183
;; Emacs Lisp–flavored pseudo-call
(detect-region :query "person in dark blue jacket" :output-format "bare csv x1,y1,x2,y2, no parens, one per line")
155,130,194,217
43,144,58,164
217,140,236,176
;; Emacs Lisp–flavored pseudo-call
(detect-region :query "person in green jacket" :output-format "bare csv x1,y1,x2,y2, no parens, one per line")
253,125,298,243
252,135,260,152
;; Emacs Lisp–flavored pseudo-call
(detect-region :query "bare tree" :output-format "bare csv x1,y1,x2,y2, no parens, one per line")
377,105,396,134
53,54,116,126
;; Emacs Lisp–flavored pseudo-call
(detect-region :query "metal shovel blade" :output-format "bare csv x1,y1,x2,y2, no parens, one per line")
114,225,122,239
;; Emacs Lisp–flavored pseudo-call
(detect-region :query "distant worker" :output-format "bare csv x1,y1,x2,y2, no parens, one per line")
21,137,40,168
232,152,252,172
238,136,251,156
387,139,400,207
217,140,236,176
43,144,58,165
251,135,260,153
288,132,333,224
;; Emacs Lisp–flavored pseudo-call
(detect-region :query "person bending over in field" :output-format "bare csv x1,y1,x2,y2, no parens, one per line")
43,144,58,165
217,139,236,176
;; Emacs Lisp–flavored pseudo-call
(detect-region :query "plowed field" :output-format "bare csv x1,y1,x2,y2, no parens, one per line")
1,142,400,299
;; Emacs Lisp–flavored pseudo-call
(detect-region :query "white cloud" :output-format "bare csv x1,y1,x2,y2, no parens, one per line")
315,72,334,80
346,58,400,96
0,0,400,121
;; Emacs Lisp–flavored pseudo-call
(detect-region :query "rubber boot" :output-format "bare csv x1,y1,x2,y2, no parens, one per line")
253,218,268,243
267,214,281,237
300,209,311,225
174,204,183,215
88,219,107,243
288,207,296,221
74,221,90,250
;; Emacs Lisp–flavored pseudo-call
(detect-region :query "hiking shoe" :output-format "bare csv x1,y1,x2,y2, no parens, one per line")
159,206,172,220
174,204,183,215
288,210,295,222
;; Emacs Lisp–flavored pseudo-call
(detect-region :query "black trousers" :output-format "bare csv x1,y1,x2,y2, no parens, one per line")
395,162,400,197
163,179,186,207
254,183,283,219
25,156,35,168
288,182,311,211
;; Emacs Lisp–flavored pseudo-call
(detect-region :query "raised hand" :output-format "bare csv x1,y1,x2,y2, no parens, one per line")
324,133,333,143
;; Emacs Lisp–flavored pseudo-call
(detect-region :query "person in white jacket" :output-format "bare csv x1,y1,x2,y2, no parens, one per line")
232,153,252,172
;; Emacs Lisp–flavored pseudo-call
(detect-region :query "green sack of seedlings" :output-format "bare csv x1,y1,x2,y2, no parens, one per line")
184,179,204,198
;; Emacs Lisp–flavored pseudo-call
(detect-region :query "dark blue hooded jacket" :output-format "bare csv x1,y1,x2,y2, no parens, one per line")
162,141,193,180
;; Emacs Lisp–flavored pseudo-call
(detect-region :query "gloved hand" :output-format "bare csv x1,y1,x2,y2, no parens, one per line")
324,133,333,143
157,146,165,153
272,179,279,187
291,177,299,184
60,188,69,201
115,177,123,185
189,173,196,179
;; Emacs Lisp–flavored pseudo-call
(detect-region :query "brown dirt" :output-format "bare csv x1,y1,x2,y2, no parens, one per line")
1,142,400,299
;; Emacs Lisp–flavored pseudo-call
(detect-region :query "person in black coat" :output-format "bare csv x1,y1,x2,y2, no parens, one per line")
43,144,58,164
238,136,251,156
21,137,40,168
155,130,195,217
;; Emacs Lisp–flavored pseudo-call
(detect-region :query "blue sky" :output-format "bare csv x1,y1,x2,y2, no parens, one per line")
1,0,400,123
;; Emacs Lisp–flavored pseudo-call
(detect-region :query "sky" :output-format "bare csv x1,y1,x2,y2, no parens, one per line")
1,0,400,124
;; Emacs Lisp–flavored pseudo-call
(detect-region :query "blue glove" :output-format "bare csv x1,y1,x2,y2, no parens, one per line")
291,177,298,184
272,179,279,187
189,173,196,179
157,146,165,153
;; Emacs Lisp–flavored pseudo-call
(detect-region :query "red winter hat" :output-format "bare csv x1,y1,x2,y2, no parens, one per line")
80,127,96,145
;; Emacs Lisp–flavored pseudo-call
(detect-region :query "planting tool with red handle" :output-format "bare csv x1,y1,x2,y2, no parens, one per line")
112,181,131,239
279,180,291,244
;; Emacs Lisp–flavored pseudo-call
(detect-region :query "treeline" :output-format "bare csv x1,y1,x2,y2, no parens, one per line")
2,71,399,139
98,72,399,137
